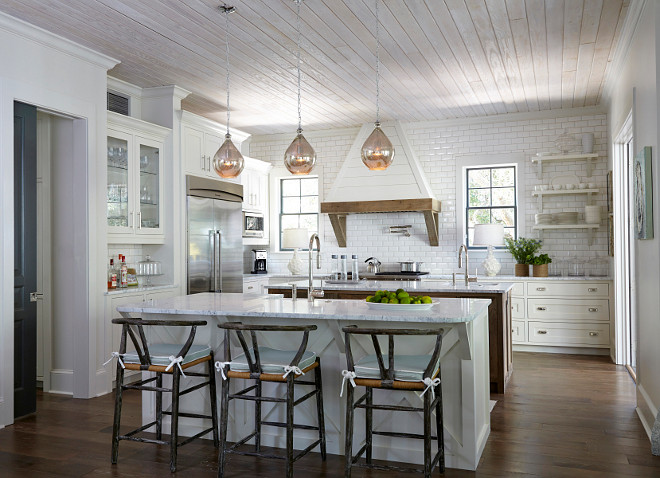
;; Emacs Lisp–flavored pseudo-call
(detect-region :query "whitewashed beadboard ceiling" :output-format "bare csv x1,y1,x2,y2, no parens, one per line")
0,0,629,135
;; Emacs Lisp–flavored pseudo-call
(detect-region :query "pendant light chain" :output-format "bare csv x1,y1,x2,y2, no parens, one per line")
224,7,231,136
296,0,302,132
375,0,380,124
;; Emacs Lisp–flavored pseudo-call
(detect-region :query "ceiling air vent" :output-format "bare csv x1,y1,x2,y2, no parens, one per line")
107,91,129,116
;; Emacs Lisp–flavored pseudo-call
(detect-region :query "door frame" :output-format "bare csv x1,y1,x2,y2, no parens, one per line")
613,110,636,371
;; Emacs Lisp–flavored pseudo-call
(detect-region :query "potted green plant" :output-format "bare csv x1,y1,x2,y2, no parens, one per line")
504,237,542,277
531,254,552,277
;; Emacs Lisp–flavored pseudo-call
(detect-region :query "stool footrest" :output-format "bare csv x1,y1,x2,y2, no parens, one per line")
178,427,215,447
123,420,158,437
162,410,214,420
124,384,171,393
373,430,437,441
260,420,320,431
294,389,319,406
356,402,423,412
293,439,322,463
228,431,257,451
180,380,211,396
119,435,168,446
229,393,285,403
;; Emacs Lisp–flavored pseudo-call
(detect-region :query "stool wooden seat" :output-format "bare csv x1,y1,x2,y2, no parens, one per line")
342,325,445,478
216,322,326,478
110,318,219,472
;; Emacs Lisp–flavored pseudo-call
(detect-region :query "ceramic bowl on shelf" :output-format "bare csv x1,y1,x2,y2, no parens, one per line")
552,184,563,190
578,183,587,189
540,185,550,191
565,183,575,190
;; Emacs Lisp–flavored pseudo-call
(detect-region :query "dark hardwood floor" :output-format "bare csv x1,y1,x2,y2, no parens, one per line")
1,352,659,477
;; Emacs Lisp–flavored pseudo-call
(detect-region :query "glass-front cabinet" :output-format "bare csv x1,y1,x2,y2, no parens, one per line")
107,112,169,243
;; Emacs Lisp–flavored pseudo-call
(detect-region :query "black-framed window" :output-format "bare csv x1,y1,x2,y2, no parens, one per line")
465,166,517,247
279,177,319,251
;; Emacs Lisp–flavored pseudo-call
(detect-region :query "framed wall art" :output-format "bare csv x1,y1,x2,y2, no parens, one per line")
634,146,653,239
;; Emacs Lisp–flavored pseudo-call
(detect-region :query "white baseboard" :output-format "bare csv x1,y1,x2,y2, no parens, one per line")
49,369,73,395
512,345,610,356
636,384,657,441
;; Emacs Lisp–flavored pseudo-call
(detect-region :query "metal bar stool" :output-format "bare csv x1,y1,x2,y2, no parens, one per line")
109,318,219,472
341,325,445,478
216,322,326,478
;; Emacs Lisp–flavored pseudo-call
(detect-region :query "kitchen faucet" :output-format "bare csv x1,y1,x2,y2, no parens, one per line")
308,234,324,302
456,244,478,286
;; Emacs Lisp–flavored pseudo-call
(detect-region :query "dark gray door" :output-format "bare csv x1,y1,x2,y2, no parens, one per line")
14,101,37,418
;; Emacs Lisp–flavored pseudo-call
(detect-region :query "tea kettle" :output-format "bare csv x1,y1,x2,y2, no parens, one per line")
365,257,381,274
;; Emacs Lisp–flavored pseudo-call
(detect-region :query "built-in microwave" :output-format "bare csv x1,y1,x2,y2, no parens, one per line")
243,211,264,238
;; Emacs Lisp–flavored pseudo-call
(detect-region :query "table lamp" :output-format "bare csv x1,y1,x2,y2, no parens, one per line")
282,227,309,275
473,224,505,277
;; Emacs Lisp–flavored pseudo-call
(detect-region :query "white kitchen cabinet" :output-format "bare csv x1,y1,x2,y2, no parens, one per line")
107,112,169,244
242,157,272,246
181,111,250,183
243,276,269,295
509,278,612,353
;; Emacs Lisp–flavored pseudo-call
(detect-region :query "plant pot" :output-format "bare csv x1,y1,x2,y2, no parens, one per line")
514,263,529,277
532,264,548,277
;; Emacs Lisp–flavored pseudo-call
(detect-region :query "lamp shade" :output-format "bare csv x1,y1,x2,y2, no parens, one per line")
282,228,309,249
473,224,505,246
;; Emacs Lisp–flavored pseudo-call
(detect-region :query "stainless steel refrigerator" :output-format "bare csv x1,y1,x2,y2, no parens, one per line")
186,176,243,294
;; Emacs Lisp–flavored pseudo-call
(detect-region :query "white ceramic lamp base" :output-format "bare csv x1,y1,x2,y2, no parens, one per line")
287,248,305,275
482,245,501,277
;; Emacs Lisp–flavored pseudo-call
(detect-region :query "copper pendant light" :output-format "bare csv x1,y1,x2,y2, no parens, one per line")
284,0,316,175
213,4,244,179
361,0,394,170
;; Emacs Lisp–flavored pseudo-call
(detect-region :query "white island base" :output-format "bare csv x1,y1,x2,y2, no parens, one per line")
117,293,491,471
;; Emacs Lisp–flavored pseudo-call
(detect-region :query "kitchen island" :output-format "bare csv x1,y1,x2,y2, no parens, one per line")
116,293,491,471
268,279,514,393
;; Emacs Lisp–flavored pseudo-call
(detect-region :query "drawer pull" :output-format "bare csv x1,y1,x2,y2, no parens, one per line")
247,285,254,290
536,307,547,311
589,332,599,337
589,307,599,312
536,287,546,291
588,288,598,292
537,330,548,335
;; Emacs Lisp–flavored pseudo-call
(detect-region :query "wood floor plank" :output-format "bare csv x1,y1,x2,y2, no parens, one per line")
1,352,659,477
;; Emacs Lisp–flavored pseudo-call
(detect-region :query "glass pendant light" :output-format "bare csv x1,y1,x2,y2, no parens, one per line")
284,0,316,175
361,0,394,171
213,4,244,179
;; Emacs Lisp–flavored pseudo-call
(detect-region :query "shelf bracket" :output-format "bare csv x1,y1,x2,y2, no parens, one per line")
328,214,347,247
422,211,440,246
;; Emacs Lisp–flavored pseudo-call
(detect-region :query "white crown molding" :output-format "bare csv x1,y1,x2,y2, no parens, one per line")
107,110,171,136
602,0,647,104
142,85,192,102
107,76,143,98
0,11,118,70
180,110,250,143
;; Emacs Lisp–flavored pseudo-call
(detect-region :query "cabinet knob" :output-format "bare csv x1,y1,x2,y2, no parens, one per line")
588,307,599,312
588,288,598,292
536,306,546,311
538,330,548,335
589,331,599,337
536,287,546,291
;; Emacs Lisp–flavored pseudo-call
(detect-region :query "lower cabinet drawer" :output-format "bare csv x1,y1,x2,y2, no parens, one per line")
511,282,525,297
527,321,610,346
527,298,609,321
512,320,526,343
511,298,525,318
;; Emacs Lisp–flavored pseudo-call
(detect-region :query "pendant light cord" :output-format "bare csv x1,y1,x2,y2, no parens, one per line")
296,0,302,132
224,6,231,136
375,0,380,124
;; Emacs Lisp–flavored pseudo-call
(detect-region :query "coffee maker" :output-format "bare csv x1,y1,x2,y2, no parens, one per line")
251,249,267,274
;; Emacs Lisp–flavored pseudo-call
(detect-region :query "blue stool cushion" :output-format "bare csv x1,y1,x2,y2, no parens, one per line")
229,347,316,374
354,354,438,382
123,344,212,366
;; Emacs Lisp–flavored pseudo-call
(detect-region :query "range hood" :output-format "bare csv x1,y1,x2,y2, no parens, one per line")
320,121,440,247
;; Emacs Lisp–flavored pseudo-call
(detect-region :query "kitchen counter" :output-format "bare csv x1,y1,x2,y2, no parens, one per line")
116,293,491,471
268,280,514,393
104,284,178,296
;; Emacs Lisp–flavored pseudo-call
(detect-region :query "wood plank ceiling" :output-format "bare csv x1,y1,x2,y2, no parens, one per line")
0,0,629,135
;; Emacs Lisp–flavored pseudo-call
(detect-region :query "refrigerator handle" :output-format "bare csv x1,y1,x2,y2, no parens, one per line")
215,230,222,292
210,230,216,292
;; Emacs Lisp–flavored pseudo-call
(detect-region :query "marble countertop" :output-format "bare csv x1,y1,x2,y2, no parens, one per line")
105,284,179,296
116,292,491,324
266,279,514,294
246,273,612,282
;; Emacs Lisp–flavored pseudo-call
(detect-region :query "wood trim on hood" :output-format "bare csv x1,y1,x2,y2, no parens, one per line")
320,198,441,247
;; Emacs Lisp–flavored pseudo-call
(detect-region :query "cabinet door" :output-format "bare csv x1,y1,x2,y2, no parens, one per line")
107,130,135,233
204,132,224,179
135,136,164,236
183,126,206,177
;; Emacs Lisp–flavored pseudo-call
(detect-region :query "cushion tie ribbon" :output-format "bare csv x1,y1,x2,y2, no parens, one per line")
421,377,441,398
165,355,185,377
282,365,304,379
340,370,357,397
215,361,231,380
103,351,125,369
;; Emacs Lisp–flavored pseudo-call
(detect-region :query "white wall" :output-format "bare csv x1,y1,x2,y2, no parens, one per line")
605,0,660,438
0,12,116,426
250,109,609,277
